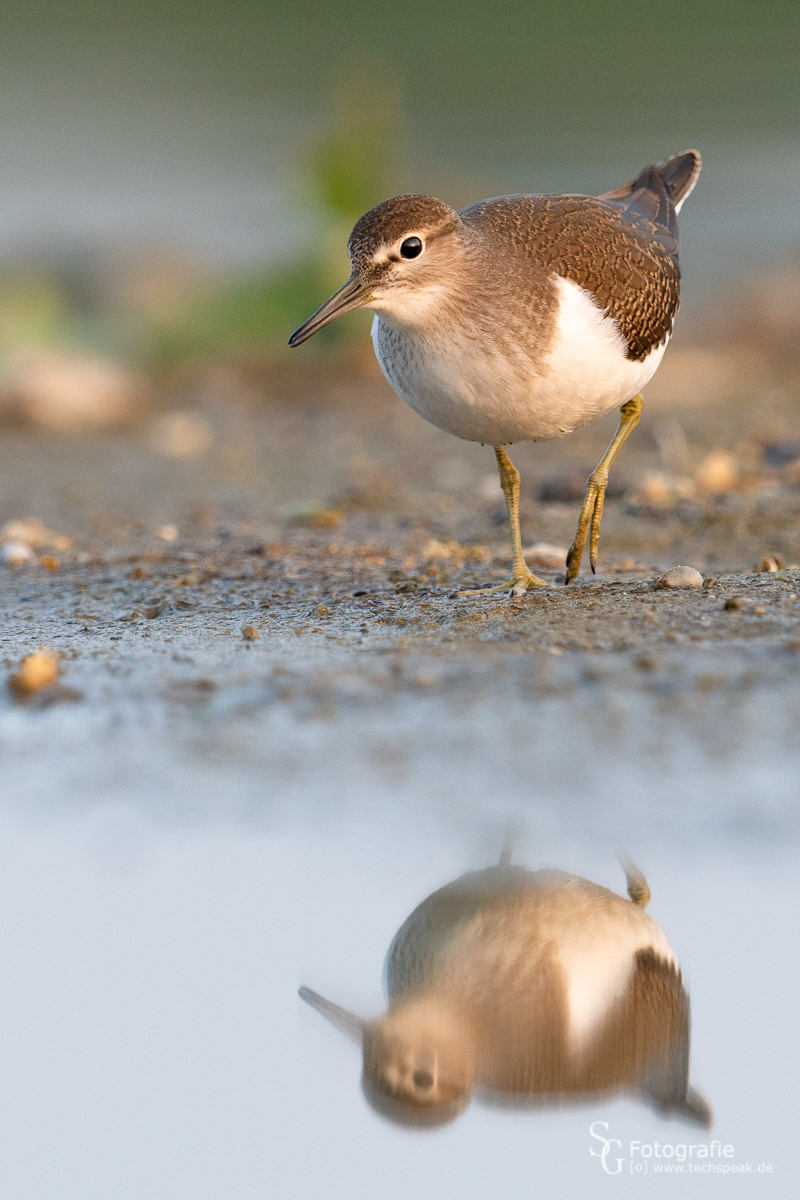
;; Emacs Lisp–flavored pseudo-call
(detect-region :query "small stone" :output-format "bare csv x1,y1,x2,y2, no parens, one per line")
422,538,458,560
155,525,178,542
39,555,60,572
754,605,766,615
695,449,738,494
1,540,35,565
763,440,800,467
148,411,213,459
280,503,341,529
1,517,73,551
129,566,147,579
635,652,659,671
241,625,260,640
0,349,142,431
755,555,783,573
655,566,703,589
9,648,60,697
523,542,568,569
539,473,589,503
316,604,331,617
724,597,742,611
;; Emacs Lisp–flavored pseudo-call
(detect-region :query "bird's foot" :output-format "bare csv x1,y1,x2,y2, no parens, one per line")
565,472,608,584
459,567,547,598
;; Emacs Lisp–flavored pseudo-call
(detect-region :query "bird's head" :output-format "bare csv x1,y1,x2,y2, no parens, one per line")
288,195,463,346
361,998,475,1125
298,986,474,1128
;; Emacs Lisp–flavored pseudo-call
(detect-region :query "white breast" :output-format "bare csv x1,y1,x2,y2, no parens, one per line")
372,276,667,445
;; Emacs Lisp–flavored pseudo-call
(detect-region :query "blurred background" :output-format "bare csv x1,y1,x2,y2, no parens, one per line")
0,0,798,379
0,0,796,543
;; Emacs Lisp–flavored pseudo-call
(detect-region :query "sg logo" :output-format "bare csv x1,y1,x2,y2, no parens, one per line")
589,1122,624,1174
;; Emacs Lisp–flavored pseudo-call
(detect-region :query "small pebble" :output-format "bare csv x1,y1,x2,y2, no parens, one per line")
755,555,783,573
241,625,260,640
754,605,766,615
9,648,60,697
655,566,704,589
39,555,60,572
635,652,659,671
316,604,331,617
149,411,213,460
523,542,568,569
1,540,35,565
724,597,742,611
129,566,147,580
281,503,341,529
1,517,73,551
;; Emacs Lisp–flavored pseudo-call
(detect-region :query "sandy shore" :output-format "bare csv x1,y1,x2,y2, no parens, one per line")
0,369,797,828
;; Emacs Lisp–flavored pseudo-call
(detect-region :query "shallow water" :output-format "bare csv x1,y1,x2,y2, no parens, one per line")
0,812,793,1198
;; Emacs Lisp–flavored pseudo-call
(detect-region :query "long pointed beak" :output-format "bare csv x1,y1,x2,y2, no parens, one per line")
288,277,370,347
298,986,367,1043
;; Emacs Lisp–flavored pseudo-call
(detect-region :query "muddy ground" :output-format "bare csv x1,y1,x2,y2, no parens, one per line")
1,350,799,830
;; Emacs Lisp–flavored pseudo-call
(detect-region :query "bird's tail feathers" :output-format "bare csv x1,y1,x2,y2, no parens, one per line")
654,149,702,213
600,149,701,223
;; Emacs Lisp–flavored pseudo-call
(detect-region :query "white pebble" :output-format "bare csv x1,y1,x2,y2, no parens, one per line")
523,542,568,569
656,565,704,589
1,540,35,565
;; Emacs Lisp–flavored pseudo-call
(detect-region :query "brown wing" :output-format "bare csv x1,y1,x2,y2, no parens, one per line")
460,182,680,363
577,947,712,1124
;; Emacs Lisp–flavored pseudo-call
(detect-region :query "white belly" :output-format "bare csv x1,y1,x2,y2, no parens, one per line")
372,275,667,445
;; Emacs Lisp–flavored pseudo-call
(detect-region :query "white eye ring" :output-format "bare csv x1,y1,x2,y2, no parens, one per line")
399,236,424,259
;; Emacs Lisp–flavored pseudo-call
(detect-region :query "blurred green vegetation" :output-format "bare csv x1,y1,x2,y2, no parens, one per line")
0,75,405,371
145,77,405,368
0,274,71,357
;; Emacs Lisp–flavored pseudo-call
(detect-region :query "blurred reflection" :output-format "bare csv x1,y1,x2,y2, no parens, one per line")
300,856,711,1128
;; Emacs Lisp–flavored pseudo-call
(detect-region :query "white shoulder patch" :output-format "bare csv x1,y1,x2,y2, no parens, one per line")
558,912,676,1054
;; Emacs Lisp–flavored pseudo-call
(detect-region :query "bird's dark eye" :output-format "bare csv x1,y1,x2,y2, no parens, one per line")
400,236,423,259
412,1069,434,1089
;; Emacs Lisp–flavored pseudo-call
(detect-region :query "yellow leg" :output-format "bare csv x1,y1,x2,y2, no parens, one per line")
565,393,643,584
461,446,546,598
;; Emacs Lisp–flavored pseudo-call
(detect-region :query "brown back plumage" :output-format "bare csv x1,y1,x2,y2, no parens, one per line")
460,191,677,363
459,150,700,363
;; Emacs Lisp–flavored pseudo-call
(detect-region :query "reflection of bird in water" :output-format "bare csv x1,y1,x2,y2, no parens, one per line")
300,855,711,1128
289,152,700,595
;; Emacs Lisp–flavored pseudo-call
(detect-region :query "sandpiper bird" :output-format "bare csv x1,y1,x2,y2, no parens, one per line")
290,151,701,595
299,855,711,1128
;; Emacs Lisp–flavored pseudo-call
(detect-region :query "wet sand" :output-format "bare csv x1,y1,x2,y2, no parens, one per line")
0,364,798,827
